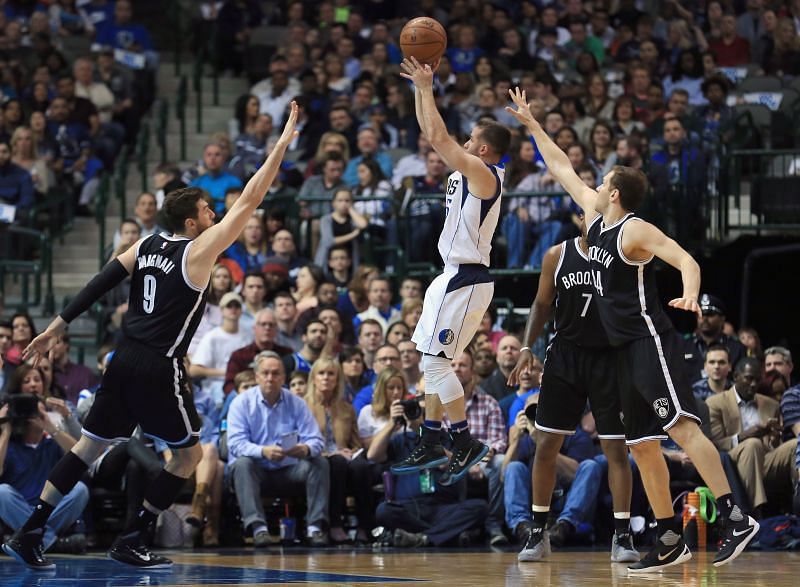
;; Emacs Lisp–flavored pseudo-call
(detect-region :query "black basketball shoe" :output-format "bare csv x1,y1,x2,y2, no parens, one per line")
438,438,489,487
390,440,448,475
627,532,691,573
2,529,55,571
108,533,173,569
713,515,759,567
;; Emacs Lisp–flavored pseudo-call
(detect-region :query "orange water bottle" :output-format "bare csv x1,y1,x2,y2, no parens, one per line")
687,491,707,549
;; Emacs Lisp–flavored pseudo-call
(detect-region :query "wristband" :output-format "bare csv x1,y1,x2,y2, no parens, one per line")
520,347,531,354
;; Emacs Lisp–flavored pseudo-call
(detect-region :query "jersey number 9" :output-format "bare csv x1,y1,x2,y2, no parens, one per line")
143,274,157,314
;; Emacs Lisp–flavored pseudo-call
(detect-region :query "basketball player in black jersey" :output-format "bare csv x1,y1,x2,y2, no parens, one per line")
2,104,300,571
508,226,639,564
506,88,759,572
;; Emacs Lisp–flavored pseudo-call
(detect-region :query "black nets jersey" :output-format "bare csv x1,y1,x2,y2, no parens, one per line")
586,213,673,347
552,237,610,349
123,234,207,357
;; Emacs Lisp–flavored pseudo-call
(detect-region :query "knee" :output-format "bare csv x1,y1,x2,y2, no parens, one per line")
230,456,257,476
307,455,330,477
72,481,90,508
576,459,602,482
0,483,16,500
504,461,528,482
666,417,699,445
629,440,661,462
534,433,563,460
737,437,767,457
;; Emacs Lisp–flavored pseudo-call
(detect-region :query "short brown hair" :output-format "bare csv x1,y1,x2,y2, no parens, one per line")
162,187,208,232
609,166,648,212
475,120,512,158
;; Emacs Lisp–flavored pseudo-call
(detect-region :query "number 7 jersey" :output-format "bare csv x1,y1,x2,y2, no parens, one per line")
123,234,207,358
553,237,609,349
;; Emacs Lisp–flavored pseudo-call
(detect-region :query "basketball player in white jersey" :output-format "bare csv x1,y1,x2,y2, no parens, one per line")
505,88,758,571
390,56,512,486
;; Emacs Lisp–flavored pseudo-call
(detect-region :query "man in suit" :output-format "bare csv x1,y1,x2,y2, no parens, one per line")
707,357,798,514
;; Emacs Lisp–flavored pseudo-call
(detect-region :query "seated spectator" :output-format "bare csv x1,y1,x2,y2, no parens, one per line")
273,291,302,352
112,192,165,249
709,14,751,66
304,131,350,180
10,126,53,196
340,346,370,404
229,94,260,142
94,46,140,146
662,49,707,107
480,335,522,402
230,114,273,180
400,298,423,333
50,334,98,406
289,370,308,398
226,351,329,547
223,213,269,276
342,127,393,188
353,342,402,416
707,358,798,516
399,150,447,265
391,134,430,190
369,393,488,548
765,347,795,386
222,308,292,396
293,265,325,315
692,344,732,401
0,139,34,220
503,356,543,427
385,322,410,348
763,17,800,76
779,380,800,511
761,370,790,401
445,351,508,545
353,277,401,334
314,189,366,270
738,327,763,360
305,358,375,543
239,270,267,333
684,294,745,384
95,0,158,74
503,394,600,546
353,158,394,251
266,229,310,284
395,277,423,312
297,152,347,223
189,264,234,356
189,143,243,215
282,319,328,374
189,292,252,405
152,163,186,209
0,395,89,554
5,313,36,367
326,107,358,154
337,264,379,325
358,366,408,447
0,321,14,392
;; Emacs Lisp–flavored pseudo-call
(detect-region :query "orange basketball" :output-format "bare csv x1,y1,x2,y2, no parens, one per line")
399,17,447,65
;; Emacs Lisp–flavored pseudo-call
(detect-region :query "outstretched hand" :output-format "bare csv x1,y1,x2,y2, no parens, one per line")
277,101,300,146
399,56,436,90
668,297,702,320
505,87,539,129
507,348,533,387
22,329,60,367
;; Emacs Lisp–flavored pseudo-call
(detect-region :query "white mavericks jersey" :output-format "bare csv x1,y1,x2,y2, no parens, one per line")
438,164,505,267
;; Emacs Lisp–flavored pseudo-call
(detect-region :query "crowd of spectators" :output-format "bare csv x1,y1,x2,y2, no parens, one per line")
2,0,800,555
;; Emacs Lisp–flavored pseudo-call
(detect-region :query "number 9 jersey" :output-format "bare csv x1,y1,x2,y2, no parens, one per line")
123,234,208,358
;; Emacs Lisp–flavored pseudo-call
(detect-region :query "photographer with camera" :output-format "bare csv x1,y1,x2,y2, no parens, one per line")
368,390,488,548
358,367,410,449
0,394,89,554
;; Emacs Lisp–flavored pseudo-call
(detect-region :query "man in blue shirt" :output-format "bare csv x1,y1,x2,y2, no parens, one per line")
0,141,34,218
189,143,244,215
96,0,155,53
342,127,393,187
503,395,602,547
0,396,89,553
226,351,329,547
368,396,488,547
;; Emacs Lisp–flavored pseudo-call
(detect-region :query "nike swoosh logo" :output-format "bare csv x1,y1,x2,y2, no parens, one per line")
658,546,680,561
732,527,752,537
141,554,151,561
457,450,473,467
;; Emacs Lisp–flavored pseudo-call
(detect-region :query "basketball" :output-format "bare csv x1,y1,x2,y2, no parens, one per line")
399,17,447,65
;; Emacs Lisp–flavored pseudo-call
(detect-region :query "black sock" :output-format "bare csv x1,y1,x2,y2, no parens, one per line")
532,509,549,530
614,515,631,536
21,500,55,534
422,421,442,445
656,516,681,545
450,421,472,449
716,493,743,521
123,469,188,536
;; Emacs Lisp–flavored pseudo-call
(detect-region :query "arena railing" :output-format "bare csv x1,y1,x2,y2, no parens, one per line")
718,149,800,235
0,224,53,313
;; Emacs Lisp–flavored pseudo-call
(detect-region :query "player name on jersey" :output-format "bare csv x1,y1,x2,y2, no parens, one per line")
136,253,176,274
560,269,594,290
587,245,614,268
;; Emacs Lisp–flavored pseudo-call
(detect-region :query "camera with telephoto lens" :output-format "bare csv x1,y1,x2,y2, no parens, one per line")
0,394,43,434
394,398,422,425
519,403,538,435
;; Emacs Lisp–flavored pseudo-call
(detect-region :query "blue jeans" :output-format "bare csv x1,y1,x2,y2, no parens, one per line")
0,482,89,550
504,461,532,531
501,212,562,269
557,458,603,528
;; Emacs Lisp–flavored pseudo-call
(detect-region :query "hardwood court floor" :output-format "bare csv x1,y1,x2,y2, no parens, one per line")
1,548,798,586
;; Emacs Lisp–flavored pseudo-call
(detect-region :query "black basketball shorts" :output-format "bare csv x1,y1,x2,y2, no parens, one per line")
82,340,201,448
615,328,702,445
535,337,625,439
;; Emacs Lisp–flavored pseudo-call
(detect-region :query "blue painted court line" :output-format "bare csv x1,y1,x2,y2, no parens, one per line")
0,558,422,585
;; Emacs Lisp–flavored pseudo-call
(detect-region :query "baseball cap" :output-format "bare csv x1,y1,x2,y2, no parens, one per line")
699,293,726,315
220,292,244,308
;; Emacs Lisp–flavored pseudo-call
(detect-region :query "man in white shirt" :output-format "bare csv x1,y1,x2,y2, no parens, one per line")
190,292,253,405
